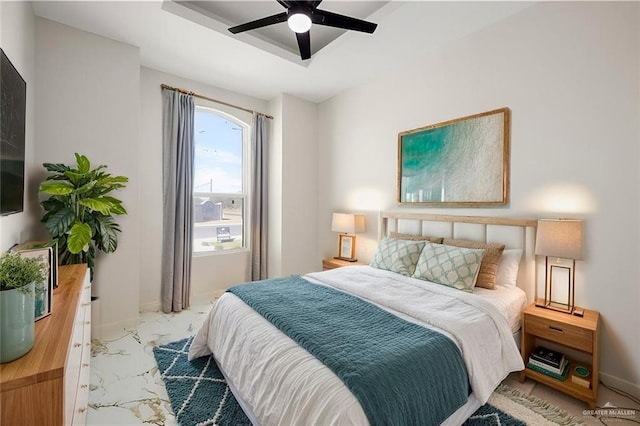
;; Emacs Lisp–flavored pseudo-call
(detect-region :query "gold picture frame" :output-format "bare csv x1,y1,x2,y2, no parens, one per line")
337,234,357,262
397,107,510,207
12,247,53,321
10,240,58,321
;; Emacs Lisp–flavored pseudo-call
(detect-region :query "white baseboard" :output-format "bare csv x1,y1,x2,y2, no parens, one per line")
193,289,226,301
139,301,161,312
601,372,640,400
98,316,141,339
138,290,225,313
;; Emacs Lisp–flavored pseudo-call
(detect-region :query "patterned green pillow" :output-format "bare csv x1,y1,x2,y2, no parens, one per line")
412,242,486,292
370,238,426,276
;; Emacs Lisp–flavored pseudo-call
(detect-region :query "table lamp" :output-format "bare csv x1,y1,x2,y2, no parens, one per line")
535,219,584,315
331,213,365,262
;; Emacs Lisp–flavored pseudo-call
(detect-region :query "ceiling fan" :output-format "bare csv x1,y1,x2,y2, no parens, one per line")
228,1,378,60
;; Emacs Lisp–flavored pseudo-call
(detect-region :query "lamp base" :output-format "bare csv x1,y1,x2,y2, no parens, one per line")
537,257,576,315
333,256,358,262
534,298,574,314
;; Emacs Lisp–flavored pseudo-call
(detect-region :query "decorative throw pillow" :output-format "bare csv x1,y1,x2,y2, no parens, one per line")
496,249,522,287
369,238,426,276
412,242,485,292
442,239,505,290
389,232,444,244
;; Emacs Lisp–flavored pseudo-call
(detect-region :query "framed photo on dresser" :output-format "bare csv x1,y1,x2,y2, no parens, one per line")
10,241,56,320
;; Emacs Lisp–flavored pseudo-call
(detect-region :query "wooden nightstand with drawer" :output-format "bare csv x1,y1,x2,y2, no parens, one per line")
322,258,365,271
520,302,600,409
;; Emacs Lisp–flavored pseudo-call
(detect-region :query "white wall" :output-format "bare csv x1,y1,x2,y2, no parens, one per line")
0,2,38,252
35,18,141,331
267,94,319,277
139,67,268,309
267,95,284,278
318,2,639,394
281,95,319,274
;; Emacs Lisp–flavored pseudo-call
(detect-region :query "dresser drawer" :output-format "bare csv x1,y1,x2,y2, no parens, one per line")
525,314,592,352
65,270,91,425
73,298,91,426
64,298,86,424
72,344,90,426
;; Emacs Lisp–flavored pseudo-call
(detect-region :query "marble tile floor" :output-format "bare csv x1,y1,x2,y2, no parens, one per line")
88,302,640,425
88,301,214,425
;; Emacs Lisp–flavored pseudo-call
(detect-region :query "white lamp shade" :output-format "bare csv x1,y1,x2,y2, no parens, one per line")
331,213,365,234
535,219,584,260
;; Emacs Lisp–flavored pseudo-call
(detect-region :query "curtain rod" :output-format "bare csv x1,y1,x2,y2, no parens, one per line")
160,84,273,119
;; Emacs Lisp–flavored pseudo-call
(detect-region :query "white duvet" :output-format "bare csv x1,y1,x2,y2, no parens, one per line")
189,266,524,425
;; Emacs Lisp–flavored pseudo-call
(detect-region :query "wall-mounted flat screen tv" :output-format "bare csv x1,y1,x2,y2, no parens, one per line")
1,48,27,216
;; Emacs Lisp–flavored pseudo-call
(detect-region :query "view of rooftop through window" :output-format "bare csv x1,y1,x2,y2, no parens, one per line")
193,106,246,253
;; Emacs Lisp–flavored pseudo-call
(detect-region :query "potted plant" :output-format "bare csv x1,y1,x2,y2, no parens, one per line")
0,252,48,363
39,153,128,277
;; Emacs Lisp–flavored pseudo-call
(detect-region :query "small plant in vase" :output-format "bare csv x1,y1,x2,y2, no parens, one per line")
0,252,48,363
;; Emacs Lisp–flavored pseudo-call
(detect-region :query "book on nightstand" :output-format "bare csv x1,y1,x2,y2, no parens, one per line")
527,359,570,381
528,357,567,375
530,346,565,369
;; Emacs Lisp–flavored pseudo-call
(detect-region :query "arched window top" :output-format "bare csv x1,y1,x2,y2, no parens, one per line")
196,105,249,130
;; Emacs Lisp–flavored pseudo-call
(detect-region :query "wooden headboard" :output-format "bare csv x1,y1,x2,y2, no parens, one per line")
379,212,538,302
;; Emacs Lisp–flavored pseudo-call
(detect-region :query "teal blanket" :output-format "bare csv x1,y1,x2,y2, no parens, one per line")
228,276,469,426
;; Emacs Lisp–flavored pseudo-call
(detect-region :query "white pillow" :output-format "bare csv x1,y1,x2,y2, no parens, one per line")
496,249,522,287
412,241,485,292
369,238,426,276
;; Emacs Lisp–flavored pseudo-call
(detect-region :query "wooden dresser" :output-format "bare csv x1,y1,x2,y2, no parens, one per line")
0,264,91,425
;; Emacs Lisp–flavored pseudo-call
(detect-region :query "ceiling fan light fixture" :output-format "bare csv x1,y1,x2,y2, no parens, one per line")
287,12,312,33
228,0,378,60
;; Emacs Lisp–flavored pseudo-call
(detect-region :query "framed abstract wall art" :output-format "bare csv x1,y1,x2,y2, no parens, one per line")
397,108,510,207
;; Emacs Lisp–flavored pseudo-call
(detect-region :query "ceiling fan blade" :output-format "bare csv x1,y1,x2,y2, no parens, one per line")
276,0,293,8
283,1,321,8
312,9,377,33
296,31,311,60
228,12,288,34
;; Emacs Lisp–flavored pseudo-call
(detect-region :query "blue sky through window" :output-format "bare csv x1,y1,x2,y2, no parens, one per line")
194,108,243,193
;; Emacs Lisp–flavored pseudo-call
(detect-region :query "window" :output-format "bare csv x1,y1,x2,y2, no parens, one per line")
193,106,248,254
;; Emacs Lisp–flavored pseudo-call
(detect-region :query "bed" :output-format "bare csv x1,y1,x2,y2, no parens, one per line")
189,212,537,425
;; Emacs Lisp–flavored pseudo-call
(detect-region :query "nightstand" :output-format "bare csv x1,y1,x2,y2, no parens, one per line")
520,302,600,409
322,258,365,271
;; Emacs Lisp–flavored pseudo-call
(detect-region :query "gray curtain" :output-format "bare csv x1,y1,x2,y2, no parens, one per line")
161,89,194,313
251,113,268,281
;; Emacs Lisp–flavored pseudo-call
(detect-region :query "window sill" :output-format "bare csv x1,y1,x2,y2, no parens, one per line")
192,247,250,258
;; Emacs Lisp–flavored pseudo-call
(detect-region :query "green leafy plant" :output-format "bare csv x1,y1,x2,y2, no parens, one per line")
0,252,48,294
39,153,128,276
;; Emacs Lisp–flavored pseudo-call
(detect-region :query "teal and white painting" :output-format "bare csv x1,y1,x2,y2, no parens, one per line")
398,108,509,206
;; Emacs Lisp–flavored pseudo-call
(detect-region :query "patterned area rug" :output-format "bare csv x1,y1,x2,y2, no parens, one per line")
153,337,582,426
153,337,250,426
